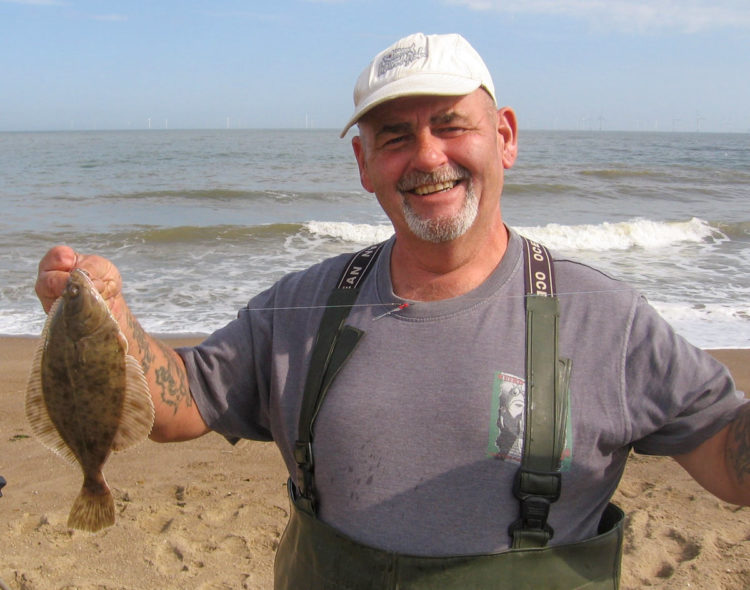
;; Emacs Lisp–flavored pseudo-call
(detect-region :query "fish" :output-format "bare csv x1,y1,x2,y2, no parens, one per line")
25,268,154,532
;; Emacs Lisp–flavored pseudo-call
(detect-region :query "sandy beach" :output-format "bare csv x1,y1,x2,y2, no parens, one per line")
1,337,748,589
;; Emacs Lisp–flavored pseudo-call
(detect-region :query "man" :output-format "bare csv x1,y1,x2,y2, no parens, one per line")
35,33,749,588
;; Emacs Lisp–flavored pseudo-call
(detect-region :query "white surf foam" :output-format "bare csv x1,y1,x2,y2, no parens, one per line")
518,217,722,252
303,217,723,253
304,221,394,244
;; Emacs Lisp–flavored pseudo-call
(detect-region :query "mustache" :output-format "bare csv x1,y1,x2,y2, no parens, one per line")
396,164,470,192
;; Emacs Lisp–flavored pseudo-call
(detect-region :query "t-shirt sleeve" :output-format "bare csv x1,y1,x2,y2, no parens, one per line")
176,289,276,443
624,296,747,455
173,253,352,446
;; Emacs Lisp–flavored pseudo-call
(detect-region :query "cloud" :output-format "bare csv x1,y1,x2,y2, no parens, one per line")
445,0,750,33
2,0,128,22
0,0,65,5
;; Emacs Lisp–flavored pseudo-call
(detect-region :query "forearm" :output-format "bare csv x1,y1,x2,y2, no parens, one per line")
33,246,208,441
674,403,750,506
725,403,750,504
113,296,209,442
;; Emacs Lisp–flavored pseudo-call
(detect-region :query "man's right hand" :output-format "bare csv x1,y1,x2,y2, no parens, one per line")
34,245,210,442
35,245,123,315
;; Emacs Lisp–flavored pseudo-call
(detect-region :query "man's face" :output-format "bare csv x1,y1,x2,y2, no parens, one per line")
352,89,517,244
504,387,525,419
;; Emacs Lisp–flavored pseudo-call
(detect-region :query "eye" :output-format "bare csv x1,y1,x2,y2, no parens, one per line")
387,136,406,145
380,134,410,148
437,126,466,137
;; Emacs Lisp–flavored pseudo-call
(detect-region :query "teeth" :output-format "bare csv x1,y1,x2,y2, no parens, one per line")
412,181,456,196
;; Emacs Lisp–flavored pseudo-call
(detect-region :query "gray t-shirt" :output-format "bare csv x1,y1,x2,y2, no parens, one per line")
178,230,745,556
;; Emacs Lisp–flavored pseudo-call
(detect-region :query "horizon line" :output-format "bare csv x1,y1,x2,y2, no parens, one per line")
1,126,748,135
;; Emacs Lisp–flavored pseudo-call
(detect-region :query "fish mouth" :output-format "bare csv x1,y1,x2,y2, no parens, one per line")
66,268,96,300
71,268,92,278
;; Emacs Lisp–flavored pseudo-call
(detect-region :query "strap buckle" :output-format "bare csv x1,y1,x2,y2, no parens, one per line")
509,468,561,541
508,496,554,540
513,467,561,502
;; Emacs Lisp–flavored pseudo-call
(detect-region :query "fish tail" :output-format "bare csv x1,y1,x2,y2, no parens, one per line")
67,476,115,532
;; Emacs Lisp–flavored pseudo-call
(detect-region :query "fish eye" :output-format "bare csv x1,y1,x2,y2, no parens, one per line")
69,285,80,297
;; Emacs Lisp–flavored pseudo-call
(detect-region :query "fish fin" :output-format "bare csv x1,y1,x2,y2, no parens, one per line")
68,483,115,532
25,300,78,466
111,354,155,452
116,324,129,354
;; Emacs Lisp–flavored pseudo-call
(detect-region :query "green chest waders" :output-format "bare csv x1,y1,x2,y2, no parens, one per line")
274,238,625,590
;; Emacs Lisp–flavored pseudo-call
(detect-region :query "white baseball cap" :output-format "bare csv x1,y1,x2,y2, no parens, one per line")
340,32,496,138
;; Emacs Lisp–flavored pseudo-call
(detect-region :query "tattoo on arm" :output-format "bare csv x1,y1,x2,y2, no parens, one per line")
127,311,155,373
154,339,192,416
727,404,750,485
124,309,192,416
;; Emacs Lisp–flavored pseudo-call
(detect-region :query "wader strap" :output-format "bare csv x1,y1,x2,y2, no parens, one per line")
294,242,385,514
510,237,570,549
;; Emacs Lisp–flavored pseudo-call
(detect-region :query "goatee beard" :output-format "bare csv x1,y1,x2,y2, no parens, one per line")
398,166,478,243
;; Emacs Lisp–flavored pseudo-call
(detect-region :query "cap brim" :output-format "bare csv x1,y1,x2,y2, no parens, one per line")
339,75,482,138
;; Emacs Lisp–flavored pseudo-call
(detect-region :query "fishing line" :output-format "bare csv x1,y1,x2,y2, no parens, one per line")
373,302,411,321
241,287,637,320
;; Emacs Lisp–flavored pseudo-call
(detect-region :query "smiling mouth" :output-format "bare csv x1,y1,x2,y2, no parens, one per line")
411,180,460,196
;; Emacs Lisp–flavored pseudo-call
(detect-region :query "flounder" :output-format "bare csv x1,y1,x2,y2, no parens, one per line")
25,268,154,532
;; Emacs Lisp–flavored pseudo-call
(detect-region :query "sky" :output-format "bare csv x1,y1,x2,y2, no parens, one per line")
2,0,749,133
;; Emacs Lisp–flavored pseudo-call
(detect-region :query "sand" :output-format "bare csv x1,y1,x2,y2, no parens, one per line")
1,336,748,589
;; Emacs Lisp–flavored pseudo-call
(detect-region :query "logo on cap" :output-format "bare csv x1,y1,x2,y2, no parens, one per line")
377,43,427,78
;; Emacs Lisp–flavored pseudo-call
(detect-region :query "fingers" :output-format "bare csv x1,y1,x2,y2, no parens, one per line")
75,253,123,303
35,246,77,312
35,246,123,313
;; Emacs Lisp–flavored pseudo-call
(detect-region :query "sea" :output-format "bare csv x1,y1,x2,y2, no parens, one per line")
1,129,748,349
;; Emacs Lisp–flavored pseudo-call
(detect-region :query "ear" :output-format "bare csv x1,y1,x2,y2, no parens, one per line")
497,107,518,169
352,135,375,193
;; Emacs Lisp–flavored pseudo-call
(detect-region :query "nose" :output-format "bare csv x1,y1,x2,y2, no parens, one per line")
411,129,447,172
